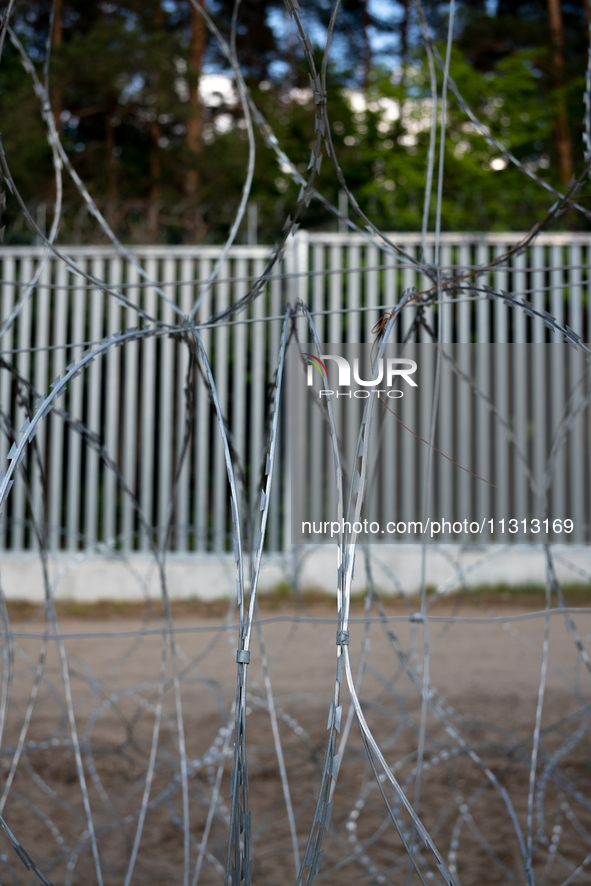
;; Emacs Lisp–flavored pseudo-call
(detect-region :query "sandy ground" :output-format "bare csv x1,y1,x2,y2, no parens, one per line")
0,593,589,885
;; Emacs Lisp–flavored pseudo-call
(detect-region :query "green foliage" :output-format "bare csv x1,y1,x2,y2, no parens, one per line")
0,0,589,244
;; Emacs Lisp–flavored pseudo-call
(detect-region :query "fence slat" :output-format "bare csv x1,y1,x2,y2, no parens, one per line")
195,258,211,552
365,244,378,340
401,246,416,522
476,242,491,538
0,255,15,550
139,258,158,551
213,264,229,552
13,257,34,551
458,244,471,526
121,264,140,553
347,244,360,344
66,263,86,552
0,236,588,553
329,244,341,343
550,244,566,525
568,244,584,543
176,257,193,552
267,264,282,553
48,260,68,551
401,251,414,342
531,246,546,528
30,260,50,550
103,258,122,550
419,245,435,525
438,245,453,524
233,258,247,490
493,245,509,533
310,244,325,533
84,259,104,551
250,258,265,527
513,250,528,536
157,257,176,549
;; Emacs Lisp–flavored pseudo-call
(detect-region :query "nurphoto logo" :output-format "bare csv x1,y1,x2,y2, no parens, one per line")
303,352,418,399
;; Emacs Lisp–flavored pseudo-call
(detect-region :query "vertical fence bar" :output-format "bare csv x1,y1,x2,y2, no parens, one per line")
400,245,416,522
103,257,121,550
233,258,247,523
550,243,566,525
48,259,68,551
140,257,158,551
381,246,399,528
284,232,309,549
438,244,453,524
329,243,342,343
476,242,491,538
344,242,360,526
213,263,229,552
122,263,140,554
195,257,211,552
382,243,401,523
567,244,584,542
13,256,34,551
267,263,282,552
531,243,546,527
66,262,86,552
418,245,435,527
401,253,415,342
176,256,193,553
365,243,378,341
250,257,265,534
347,242,360,344
312,242,325,341
328,243,342,527
439,243,453,343
157,256,176,550
384,247,397,312
493,244,509,533
513,250,528,536
457,243,471,526
30,259,50,550
531,243,546,343
0,254,15,550
84,259,104,551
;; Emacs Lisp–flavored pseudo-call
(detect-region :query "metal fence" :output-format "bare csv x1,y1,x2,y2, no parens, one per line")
0,231,590,553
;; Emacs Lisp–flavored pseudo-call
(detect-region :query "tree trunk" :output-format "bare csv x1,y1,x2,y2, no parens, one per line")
401,0,409,64
547,0,574,185
185,1,207,239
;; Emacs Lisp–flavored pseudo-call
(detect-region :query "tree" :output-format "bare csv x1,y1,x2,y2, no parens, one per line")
1,0,589,244
546,0,573,184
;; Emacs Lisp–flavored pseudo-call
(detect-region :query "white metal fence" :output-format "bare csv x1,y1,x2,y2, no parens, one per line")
0,232,590,553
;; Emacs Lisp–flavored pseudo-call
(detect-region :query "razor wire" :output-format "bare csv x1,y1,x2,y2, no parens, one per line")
0,0,588,884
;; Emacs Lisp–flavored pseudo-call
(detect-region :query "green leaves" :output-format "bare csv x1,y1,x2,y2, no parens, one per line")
1,0,589,244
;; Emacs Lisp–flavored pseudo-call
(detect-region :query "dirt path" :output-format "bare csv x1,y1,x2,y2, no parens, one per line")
0,595,589,885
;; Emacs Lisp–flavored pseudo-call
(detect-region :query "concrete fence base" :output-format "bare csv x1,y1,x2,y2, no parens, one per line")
0,545,589,603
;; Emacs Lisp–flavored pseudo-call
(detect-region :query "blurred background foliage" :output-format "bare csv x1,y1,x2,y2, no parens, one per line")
0,0,590,244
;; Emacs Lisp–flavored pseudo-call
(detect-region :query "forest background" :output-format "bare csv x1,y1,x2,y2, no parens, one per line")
1,0,589,245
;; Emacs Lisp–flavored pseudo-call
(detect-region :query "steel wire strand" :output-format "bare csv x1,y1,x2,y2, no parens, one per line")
0,0,590,882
